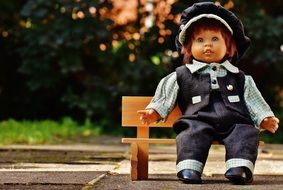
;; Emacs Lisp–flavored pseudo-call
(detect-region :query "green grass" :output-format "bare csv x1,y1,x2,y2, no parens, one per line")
1,110,282,145
0,117,102,145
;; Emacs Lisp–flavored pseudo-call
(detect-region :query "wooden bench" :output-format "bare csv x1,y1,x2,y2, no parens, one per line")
121,96,263,180
121,96,182,180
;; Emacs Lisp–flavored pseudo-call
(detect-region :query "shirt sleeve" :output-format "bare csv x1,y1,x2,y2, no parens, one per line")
244,75,275,128
146,72,179,120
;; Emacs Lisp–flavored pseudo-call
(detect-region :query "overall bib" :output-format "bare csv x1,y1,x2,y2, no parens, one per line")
173,65,259,173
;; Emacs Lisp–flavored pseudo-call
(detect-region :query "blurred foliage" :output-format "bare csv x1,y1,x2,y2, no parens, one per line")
0,0,282,142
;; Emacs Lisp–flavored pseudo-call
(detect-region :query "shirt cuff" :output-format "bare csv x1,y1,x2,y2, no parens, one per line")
146,102,169,120
176,159,204,173
226,158,254,174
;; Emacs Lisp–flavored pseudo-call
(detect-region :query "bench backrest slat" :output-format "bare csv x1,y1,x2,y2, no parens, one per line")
122,96,181,127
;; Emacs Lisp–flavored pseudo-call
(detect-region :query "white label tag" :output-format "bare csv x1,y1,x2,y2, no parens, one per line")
228,95,240,103
192,96,201,104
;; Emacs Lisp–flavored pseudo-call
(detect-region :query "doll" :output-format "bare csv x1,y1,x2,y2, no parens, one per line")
137,2,279,185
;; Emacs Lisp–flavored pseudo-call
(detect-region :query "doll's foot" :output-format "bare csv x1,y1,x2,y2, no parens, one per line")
225,167,253,185
177,169,202,184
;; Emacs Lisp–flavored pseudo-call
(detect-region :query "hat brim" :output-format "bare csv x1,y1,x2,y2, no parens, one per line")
176,2,251,60
178,14,233,45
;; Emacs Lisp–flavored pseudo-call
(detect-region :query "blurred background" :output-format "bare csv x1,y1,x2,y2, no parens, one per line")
0,0,282,144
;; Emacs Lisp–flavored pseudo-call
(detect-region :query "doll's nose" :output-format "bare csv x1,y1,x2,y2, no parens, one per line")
204,42,212,47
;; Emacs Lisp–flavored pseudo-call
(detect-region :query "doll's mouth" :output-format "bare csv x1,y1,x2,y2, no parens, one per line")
203,50,213,54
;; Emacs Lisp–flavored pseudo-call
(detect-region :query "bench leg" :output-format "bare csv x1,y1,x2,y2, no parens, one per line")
137,127,149,180
129,127,149,180
130,141,149,180
130,142,138,180
136,142,148,180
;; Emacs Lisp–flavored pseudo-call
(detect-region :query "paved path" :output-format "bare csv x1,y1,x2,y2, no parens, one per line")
0,136,282,189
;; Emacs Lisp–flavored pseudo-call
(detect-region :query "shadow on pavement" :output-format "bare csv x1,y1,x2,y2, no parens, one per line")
90,174,283,190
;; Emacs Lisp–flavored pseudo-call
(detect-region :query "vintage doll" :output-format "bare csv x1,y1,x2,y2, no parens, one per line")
137,2,279,185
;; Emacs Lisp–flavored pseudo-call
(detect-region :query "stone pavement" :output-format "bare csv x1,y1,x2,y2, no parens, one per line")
0,136,282,190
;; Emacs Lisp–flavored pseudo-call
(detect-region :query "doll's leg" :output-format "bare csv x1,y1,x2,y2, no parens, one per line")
175,119,214,175
222,124,259,184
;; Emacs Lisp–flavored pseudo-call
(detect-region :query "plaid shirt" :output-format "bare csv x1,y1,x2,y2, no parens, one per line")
146,59,275,128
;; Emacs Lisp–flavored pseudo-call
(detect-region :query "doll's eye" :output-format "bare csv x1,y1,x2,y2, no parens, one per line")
212,37,219,41
196,38,203,42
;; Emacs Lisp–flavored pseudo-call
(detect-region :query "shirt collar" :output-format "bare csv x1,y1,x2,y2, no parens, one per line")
221,60,239,73
185,60,207,73
185,59,239,73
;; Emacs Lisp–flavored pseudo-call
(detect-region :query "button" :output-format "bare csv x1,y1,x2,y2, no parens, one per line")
212,66,217,71
227,85,233,91
212,80,217,84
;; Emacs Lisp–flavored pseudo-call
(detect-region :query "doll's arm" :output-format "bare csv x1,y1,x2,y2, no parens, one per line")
137,109,161,125
142,72,179,122
244,75,277,128
260,116,280,133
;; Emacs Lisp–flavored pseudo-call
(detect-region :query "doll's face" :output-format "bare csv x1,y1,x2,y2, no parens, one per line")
191,29,227,63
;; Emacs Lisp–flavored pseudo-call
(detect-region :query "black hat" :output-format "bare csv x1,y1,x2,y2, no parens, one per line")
175,2,250,60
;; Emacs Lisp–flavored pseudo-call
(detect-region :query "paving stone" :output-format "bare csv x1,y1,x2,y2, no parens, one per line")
0,138,282,189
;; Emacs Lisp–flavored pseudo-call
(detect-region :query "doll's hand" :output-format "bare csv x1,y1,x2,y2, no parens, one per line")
137,109,161,125
260,116,280,133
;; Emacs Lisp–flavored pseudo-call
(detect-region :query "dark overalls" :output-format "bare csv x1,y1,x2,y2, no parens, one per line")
173,65,259,173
